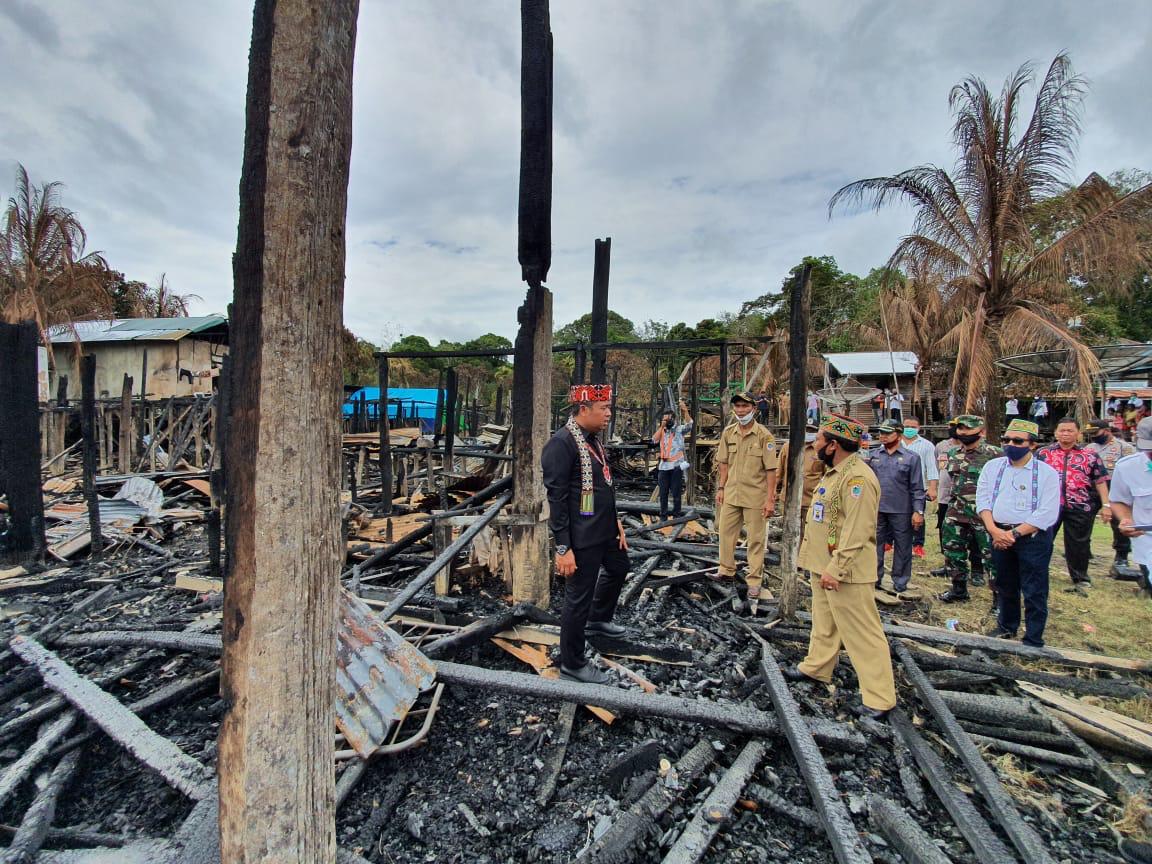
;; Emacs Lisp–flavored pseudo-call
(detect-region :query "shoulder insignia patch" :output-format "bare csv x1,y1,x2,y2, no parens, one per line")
850,484,863,498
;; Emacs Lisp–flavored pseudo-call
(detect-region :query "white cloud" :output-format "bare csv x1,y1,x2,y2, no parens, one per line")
2,0,1148,346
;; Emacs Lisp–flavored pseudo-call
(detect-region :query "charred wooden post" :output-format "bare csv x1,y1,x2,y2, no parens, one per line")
48,375,69,478
866,795,951,864
572,342,587,384
137,348,148,458
378,356,393,515
443,366,459,474
608,366,619,439
207,355,231,581
118,374,133,473
589,237,611,384
778,262,812,620
79,354,104,559
718,341,731,420
508,0,555,606
494,383,506,426
688,357,699,501
433,368,445,449
0,321,46,564
219,0,358,859
1,748,82,864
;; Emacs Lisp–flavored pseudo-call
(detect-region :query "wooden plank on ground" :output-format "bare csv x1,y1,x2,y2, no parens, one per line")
1020,682,1152,759
491,638,615,724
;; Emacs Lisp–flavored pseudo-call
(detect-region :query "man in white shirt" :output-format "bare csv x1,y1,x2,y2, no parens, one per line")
1005,396,1019,420
1111,416,1152,596
976,419,1060,646
900,417,939,557
886,389,906,423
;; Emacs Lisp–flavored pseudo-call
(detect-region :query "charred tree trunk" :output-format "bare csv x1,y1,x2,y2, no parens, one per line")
0,321,45,565
589,237,611,385
79,355,103,559
219,1,359,861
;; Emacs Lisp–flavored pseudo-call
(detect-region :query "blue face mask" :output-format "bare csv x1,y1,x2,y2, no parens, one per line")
902,428,918,439
1004,444,1031,462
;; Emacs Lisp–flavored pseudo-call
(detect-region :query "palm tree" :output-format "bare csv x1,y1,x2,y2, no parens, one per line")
877,266,955,421
831,54,1152,425
0,165,112,335
138,274,201,317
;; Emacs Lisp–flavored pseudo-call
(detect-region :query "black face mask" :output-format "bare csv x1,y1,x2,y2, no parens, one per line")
1090,432,1109,445
948,424,959,438
957,432,981,446
817,444,836,466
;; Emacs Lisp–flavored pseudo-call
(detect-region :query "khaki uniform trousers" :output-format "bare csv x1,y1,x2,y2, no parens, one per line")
798,573,897,711
718,502,765,592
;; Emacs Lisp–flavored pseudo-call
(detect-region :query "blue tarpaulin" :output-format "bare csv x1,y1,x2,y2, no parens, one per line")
343,387,442,432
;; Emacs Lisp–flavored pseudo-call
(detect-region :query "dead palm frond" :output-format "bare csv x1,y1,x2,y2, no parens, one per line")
0,165,113,347
830,53,1152,425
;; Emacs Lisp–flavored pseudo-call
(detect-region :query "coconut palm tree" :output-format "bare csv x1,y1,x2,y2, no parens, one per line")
138,274,201,317
831,54,1152,425
0,165,112,335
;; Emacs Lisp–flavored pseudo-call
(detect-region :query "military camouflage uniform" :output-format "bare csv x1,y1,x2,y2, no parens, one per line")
942,442,1001,596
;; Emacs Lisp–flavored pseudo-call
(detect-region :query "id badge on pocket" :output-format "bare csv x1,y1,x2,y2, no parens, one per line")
812,502,825,523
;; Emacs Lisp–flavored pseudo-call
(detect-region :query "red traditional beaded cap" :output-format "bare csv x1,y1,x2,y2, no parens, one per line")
568,384,613,404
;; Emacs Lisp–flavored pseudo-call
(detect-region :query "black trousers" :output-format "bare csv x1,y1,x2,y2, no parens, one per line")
560,537,630,669
1111,514,1132,558
993,529,1054,647
657,468,684,518
1052,507,1096,583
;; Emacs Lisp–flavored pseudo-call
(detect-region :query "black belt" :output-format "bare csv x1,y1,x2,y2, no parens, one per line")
994,522,1022,531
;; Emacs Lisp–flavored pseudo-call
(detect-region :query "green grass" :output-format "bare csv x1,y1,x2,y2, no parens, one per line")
907,518,1152,660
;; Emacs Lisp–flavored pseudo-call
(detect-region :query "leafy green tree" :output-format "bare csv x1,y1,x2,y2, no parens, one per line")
342,327,378,386
554,310,637,344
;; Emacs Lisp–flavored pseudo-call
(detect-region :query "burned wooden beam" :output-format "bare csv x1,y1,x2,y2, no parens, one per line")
434,660,865,750
0,823,126,850
888,709,1014,863
905,643,1147,700
892,639,1057,864
866,795,951,864
967,734,1095,771
589,238,611,384
892,738,927,813
936,690,1054,732
579,739,716,864
53,631,224,656
421,604,530,660
0,712,76,811
757,644,872,864
0,749,82,864
616,499,716,520
956,720,1074,751
535,702,576,808
777,262,811,620
662,739,768,864
745,783,822,831
10,637,212,799
0,321,47,565
376,491,512,620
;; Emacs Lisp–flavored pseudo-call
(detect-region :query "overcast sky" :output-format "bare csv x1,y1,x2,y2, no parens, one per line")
2,1,1148,346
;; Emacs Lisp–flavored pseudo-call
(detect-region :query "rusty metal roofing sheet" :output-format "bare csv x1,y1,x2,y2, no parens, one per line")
335,589,436,758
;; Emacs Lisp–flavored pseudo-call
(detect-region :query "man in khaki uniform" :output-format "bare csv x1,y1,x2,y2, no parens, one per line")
778,422,824,540
715,390,778,608
783,413,897,718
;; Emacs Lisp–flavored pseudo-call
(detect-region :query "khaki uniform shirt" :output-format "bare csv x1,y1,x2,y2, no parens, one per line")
799,454,881,584
715,422,779,508
778,440,824,508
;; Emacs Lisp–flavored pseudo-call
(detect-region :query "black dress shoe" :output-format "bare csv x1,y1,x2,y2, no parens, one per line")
938,587,970,603
969,571,986,587
851,703,892,721
585,620,628,638
985,626,1015,639
929,567,948,578
781,665,817,683
559,663,610,685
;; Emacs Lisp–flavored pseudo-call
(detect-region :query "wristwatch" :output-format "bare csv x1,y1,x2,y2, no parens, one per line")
555,545,570,556
1010,528,1022,540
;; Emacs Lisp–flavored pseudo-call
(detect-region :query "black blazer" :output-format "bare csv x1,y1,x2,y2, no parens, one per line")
542,425,618,551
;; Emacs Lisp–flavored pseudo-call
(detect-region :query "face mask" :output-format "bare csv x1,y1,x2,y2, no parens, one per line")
817,444,836,466
735,412,755,426
948,424,959,438
957,432,981,446
903,428,918,439
1090,432,1108,445
1003,444,1031,462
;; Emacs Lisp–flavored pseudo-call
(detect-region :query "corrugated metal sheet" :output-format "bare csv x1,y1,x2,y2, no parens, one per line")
824,351,919,377
335,589,436,758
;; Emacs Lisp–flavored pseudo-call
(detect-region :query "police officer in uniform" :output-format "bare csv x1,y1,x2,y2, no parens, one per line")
782,414,897,719
939,415,1001,606
542,384,630,684
715,390,778,611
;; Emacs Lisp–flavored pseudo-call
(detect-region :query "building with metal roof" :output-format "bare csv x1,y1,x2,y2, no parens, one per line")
47,316,228,401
